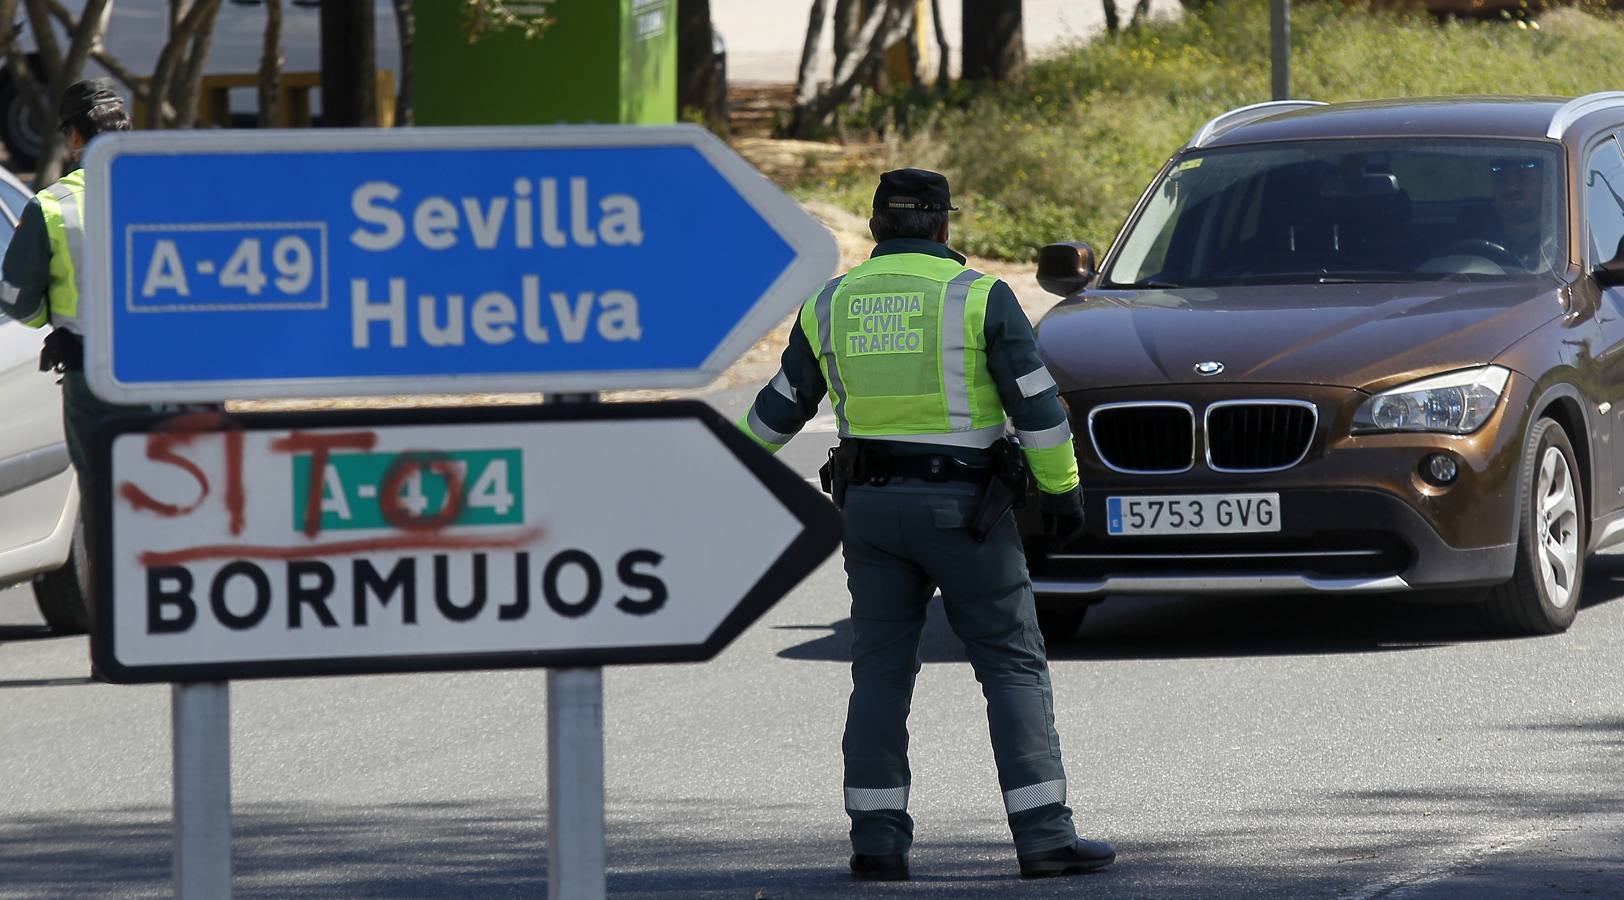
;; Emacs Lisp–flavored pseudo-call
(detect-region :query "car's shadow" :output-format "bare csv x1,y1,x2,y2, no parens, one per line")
0,623,58,642
777,553,1624,663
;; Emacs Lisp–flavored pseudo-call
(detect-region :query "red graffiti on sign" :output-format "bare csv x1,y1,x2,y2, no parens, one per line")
118,418,529,564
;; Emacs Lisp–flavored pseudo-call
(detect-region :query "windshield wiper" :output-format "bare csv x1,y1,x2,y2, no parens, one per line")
1316,276,1409,284
1114,279,1183,289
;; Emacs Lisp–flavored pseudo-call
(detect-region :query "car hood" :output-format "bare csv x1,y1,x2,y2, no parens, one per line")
1034,281,1565,391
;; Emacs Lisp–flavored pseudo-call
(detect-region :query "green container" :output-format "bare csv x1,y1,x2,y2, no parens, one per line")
415,0,676,126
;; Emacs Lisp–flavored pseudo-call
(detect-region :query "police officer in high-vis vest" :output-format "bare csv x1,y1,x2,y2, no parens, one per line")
0,80,141,480
739,168,1115,881
0,80,148,630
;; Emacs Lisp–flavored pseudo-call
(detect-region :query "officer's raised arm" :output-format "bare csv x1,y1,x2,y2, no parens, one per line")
738,300,830,452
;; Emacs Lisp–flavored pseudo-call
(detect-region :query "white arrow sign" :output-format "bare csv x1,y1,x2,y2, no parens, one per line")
89,402,841,682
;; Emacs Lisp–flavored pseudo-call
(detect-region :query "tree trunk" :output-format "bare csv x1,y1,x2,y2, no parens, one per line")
832,0,861,78
791,0,828,111
1102,0,1120,34
169,0,223,128
320,0,376,126
790,0,907,138
391,0,413,126
930,0,949,89
257,0,283,127
677,0,724,131
145,0,220,129
1128,0,1153,28
903,5,922,86
961,0,1023,83
23,0,62,75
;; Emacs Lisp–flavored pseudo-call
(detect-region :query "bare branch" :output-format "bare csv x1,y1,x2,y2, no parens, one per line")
258,0,282,127
170,0,223,127
146,0,221,128
41,0,171,122
54,0,108,85
22,0,62,75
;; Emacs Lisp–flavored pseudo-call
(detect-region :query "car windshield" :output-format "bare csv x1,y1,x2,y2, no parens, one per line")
1103,139,1568,288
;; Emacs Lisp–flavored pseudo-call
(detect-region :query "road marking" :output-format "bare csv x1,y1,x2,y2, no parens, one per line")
1350,828,1547,899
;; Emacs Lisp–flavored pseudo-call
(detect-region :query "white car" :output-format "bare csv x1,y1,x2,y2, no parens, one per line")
0,165,88,632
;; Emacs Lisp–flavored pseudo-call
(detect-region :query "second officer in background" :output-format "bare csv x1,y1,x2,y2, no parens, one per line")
739,168,1115,881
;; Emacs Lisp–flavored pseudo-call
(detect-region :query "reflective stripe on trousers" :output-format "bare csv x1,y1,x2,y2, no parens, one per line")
1004,779,1066,815
845,785,909,812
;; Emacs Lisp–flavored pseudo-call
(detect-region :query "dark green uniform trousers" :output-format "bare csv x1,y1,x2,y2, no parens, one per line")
60,371,164,609
840,479,1077,857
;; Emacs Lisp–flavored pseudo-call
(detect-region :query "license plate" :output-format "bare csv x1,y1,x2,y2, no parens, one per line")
1106,493,1281,536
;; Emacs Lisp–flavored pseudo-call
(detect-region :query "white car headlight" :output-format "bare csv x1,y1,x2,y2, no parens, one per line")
1352,365,1511,435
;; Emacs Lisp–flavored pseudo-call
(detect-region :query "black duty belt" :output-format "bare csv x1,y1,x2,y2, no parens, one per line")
854,454,990,485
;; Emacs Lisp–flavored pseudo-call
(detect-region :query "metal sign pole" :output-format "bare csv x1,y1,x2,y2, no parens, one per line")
172,681,232,898
547,668,606,900
545,390,607,900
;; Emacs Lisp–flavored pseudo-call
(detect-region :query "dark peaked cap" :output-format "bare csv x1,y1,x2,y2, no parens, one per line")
59,78,122,128
873,168,959,212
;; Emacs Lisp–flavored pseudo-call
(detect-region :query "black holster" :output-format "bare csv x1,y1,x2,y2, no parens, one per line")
970,437,1030,542
39,328,83,373
819,440,897,509
819,448,849,509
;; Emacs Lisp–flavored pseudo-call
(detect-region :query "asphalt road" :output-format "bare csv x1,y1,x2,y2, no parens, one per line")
3,386,1624,898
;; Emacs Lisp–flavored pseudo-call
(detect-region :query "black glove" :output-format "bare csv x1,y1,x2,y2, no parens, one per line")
1042,511,1086,547
1039,488,1085,550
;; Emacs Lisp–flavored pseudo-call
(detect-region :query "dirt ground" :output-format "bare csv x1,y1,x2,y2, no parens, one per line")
234,139,1057,413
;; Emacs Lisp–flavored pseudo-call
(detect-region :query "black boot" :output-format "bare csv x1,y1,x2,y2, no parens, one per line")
1018,838,1116,878
849,852,909,881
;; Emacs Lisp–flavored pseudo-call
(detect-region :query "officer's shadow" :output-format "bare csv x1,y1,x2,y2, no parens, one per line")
775,596,1000,665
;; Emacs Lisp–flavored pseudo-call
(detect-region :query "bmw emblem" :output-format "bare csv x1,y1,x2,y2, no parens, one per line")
1194,360,1225,376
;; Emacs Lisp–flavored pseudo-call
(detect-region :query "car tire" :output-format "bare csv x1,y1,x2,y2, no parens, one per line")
32,517,90,635
1036,605,1087,644
0,69,42,171
1486,417,1584,635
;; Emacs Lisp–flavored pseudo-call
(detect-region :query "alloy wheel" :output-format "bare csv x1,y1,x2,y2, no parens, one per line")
1535,445,1580,609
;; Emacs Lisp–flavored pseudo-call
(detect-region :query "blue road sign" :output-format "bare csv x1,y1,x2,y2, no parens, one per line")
83,126,839,403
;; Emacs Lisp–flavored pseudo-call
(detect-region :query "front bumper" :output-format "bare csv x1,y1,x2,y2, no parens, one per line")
1021,487,1515,599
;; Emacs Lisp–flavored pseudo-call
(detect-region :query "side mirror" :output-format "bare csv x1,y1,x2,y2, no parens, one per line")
1036,241,1097,297
1595,257,1624,287
1598,235,1624,286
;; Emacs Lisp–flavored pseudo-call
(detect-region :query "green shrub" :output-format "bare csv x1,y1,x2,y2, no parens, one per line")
789,1,1624,260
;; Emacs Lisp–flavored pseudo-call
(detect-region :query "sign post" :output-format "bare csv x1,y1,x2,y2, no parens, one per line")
547,668,606,900
172,682,231,898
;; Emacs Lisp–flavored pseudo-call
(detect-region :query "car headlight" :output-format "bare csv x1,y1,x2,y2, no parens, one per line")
1352,365,1511,435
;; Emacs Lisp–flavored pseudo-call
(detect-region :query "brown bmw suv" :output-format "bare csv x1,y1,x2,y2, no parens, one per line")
1022,94,1624,641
